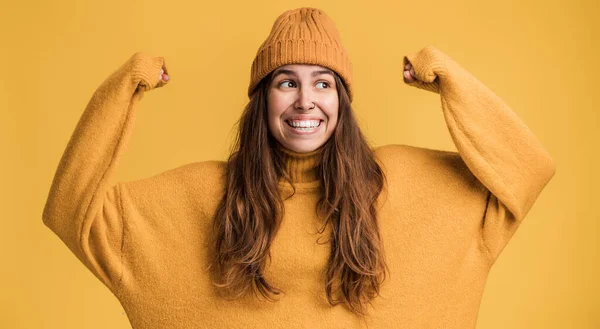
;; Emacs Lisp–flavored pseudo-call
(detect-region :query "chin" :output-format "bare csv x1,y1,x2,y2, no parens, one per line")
286,141,323,153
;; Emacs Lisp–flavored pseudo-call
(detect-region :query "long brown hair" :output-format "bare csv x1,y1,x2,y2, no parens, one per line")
209,70,389,317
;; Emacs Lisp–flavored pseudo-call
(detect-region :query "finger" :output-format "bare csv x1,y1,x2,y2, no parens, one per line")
404,70,414,81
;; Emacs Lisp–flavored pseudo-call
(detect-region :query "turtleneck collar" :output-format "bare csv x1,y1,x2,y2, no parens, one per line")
275,141,323,184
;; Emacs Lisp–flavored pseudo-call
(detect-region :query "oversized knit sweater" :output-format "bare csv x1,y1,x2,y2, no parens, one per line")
42,45,556,329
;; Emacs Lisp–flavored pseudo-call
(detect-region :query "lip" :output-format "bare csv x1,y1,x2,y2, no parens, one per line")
286,116,324,121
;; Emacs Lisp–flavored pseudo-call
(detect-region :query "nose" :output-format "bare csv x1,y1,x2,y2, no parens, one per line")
294,87,316,111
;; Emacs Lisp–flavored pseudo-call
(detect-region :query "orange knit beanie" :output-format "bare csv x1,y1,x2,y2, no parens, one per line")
248,7,354,102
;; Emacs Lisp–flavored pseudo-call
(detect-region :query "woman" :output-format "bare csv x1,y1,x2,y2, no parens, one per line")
42,7,556,329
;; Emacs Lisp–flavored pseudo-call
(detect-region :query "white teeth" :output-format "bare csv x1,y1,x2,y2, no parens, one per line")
287,120,321,128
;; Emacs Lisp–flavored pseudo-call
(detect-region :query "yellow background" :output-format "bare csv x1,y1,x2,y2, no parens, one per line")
1,0,597,328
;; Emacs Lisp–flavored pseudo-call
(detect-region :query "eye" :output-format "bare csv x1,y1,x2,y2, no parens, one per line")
278,80,296,88
316,81,330,89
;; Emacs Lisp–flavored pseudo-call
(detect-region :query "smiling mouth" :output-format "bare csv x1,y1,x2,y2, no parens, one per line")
285,120,323,128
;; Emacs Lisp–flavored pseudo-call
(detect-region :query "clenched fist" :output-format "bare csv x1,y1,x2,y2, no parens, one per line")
159,68,170,82
404,62,417,83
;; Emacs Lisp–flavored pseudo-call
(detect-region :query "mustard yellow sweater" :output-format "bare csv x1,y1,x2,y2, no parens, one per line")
42,46,556,329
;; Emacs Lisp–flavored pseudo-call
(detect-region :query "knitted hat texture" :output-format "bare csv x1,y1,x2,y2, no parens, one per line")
248,7,354,102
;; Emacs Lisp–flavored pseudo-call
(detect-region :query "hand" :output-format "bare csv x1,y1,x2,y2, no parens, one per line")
154,63,170,89
159,68,170,82
130,52,170,91
404,62,417,82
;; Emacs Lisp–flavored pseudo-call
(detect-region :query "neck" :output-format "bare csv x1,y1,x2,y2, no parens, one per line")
275,141,324,184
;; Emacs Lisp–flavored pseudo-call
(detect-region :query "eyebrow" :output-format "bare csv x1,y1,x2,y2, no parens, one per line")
271,68,334,80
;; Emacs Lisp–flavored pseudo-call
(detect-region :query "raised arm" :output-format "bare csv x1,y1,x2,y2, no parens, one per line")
42,52,168,292
403,45,556,263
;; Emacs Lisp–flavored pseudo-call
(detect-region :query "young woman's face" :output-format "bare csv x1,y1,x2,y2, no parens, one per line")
267,64,339,153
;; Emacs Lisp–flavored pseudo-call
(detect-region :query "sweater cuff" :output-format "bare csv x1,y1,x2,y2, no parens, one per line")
129,52,166,92
403,45,448,93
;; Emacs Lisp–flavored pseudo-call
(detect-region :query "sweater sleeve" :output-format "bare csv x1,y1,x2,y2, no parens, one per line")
403,45,557,264
42,52,167,293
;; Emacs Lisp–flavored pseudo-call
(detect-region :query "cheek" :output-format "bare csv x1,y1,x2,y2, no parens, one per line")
323,99,339,126
267,98,286,131
327,113,338,131
267,93,286,117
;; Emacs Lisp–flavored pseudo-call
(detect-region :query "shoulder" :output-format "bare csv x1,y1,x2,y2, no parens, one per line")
373,144,486,193
120,160,227,198
129,160,225,182
374,144,462,168
185,160,227,180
